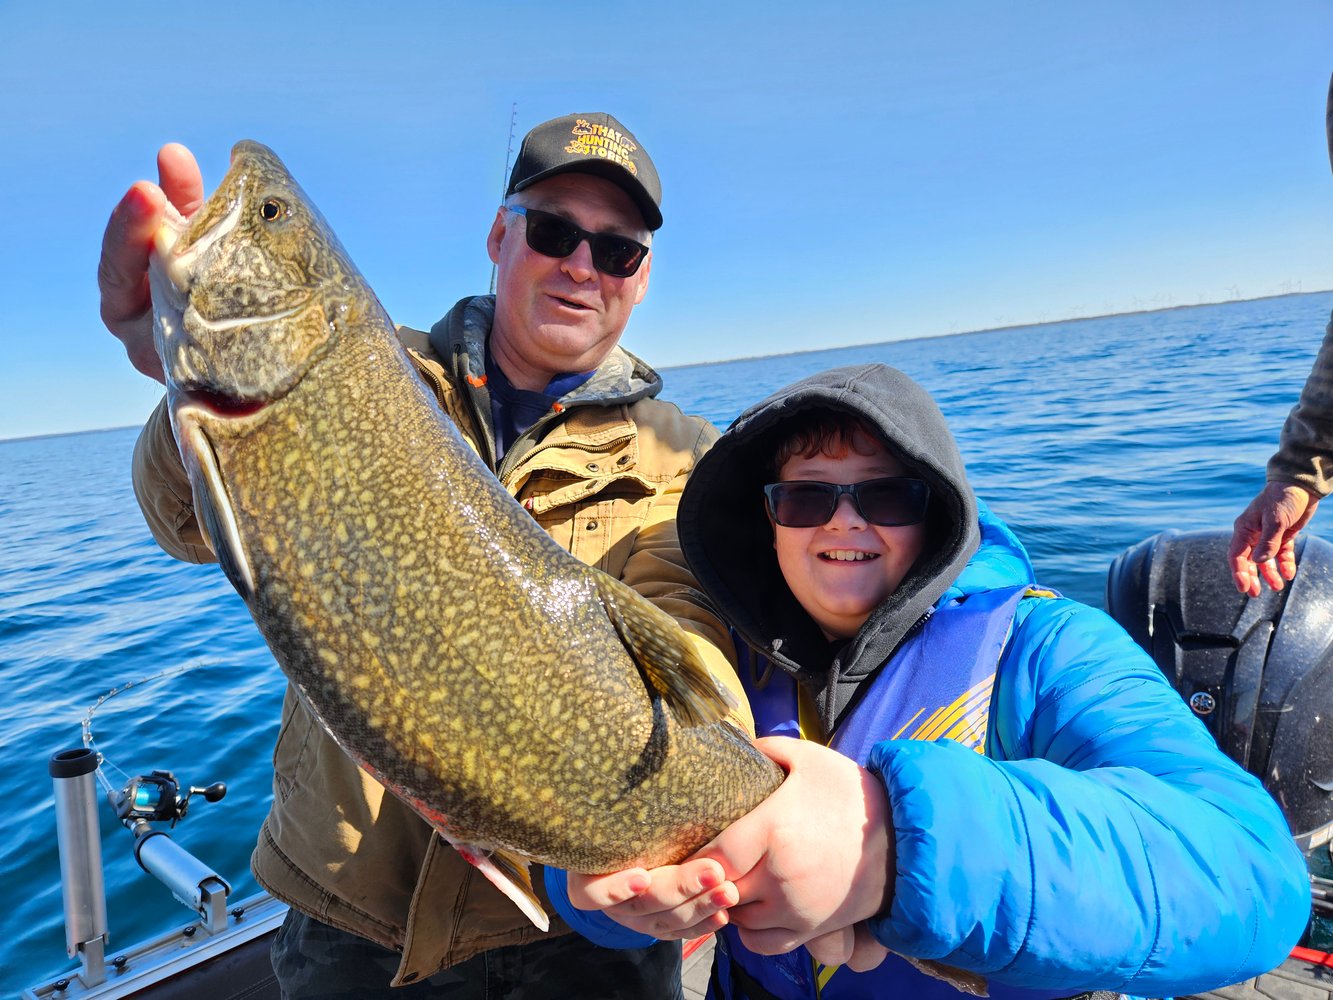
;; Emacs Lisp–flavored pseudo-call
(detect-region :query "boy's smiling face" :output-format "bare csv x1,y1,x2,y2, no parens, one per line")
772,431,928,641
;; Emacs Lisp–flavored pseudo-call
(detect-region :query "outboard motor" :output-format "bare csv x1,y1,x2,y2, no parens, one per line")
1106,528,1333,852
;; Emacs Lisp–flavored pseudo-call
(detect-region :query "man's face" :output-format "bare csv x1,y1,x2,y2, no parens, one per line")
487,173,652,390
772,433,928,641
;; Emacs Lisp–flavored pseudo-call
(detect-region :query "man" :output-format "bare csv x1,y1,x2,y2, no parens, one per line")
1229,332,1332,595
1229,71,1333,595
99,113,747,998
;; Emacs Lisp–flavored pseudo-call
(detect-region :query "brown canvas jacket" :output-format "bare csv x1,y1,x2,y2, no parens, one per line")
130,297,745,985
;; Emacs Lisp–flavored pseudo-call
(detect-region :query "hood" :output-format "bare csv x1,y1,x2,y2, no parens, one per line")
428,296,663,407
679,363,982,731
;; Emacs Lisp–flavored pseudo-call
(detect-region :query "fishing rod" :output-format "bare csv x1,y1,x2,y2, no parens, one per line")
489,101,519,295
80,660,228,827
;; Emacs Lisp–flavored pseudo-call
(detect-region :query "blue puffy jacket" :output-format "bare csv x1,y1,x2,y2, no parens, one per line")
551,500,1310,997
862,503,1308,995
554,363,1311,997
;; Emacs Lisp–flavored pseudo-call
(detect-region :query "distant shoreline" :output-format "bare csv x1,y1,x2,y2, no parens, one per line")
659,288,1333,372
2,423,142,446
7,289,1331,444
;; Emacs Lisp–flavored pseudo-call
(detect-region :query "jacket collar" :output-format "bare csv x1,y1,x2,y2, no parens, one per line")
427,296,664,408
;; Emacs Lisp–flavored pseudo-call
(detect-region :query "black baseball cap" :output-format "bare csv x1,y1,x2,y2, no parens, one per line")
506,113,663,231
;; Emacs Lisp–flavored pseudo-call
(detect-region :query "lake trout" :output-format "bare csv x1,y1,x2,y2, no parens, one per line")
146,140,783,931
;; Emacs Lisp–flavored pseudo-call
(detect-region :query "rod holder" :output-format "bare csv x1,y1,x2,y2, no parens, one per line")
132,824,232,933
49,747,108,987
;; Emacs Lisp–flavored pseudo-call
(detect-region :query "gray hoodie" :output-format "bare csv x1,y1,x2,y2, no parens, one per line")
679,363,980,730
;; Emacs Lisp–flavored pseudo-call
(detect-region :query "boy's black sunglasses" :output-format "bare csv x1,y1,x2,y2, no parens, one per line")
506,206,649,278
763,477,932,528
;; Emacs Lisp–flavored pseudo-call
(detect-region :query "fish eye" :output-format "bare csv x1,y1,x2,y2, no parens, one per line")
260,199,286,222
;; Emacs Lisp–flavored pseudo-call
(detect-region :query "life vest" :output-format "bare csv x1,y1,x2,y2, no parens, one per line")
712,586,1087,1000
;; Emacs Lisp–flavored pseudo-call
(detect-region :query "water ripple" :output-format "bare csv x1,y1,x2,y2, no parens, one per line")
6,292,1332,993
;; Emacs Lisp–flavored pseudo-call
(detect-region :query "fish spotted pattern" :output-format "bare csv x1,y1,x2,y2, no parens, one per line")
147,140,783,928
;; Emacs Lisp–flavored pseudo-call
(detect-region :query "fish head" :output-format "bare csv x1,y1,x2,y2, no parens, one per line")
148,141,384,598
149,139,369,415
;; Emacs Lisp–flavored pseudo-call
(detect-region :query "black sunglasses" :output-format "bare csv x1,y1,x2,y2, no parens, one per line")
506,206,649,278
763,477,931,528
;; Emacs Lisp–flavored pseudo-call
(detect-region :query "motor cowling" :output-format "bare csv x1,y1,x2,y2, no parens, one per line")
1106,528,1333,851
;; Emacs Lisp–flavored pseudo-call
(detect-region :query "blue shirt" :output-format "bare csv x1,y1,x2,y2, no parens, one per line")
484,351,594,462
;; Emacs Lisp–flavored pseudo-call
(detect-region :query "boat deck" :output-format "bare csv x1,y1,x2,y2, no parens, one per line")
23,902,718,1000
683,935,715,998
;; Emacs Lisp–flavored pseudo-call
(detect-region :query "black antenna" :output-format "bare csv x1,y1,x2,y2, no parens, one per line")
490,103,519,294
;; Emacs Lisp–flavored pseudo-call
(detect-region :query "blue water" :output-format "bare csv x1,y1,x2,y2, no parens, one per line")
2,292,1329,994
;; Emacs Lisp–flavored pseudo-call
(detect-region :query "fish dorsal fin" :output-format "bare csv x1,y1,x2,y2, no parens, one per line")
593,572,734,728
181,420,256,600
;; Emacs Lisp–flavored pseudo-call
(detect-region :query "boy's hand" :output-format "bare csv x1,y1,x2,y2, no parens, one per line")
566,857,738,939
806,922,891,972
568,737,895,961
697,737,894,958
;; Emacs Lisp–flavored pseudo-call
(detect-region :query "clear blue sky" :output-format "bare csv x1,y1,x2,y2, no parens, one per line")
3,1,1331,440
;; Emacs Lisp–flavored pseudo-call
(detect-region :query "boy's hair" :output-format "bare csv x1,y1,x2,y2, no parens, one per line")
767,409,886,479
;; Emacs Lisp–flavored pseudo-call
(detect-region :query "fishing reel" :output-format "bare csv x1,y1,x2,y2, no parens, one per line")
110,769,227,828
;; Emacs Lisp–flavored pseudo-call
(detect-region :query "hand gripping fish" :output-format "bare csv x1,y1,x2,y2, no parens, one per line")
146,140,783,931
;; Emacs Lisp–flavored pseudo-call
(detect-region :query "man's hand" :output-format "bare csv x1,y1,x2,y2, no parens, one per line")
698,737,893,960
1228,482,1319,596
98,143,205,383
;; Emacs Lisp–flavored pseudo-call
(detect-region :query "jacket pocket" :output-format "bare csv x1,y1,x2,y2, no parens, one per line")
270,686,316,803
533,487,655,575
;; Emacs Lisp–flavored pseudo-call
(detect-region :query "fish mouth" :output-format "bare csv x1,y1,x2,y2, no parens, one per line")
153,196,238,297
152,196,312,418
174,387,271,418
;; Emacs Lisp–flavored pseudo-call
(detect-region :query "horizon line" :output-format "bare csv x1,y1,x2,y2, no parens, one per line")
658,288,1333,372
6,288,1331,445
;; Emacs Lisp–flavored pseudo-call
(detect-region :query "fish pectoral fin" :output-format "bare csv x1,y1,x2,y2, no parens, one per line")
594,573,734,728
449,839,550,933
180,419,256,600
905,957,989,997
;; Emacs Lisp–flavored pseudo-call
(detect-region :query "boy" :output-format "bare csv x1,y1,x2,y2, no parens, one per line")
557,363,1310,999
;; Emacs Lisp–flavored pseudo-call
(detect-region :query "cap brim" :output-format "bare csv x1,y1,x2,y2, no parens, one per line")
512,161,663,231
